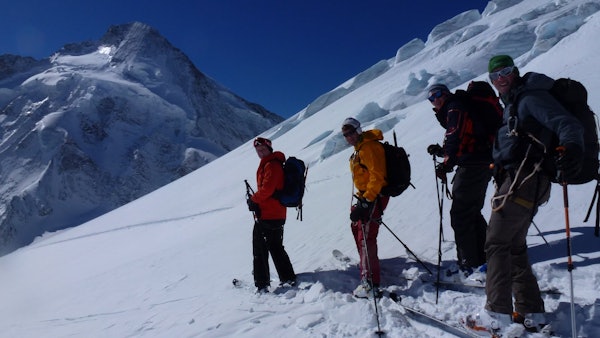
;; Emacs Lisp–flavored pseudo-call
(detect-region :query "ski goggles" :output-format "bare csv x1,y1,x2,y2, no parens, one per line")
428,90,444,102
489,66,515,82
342,128,357,137
253,137,272,148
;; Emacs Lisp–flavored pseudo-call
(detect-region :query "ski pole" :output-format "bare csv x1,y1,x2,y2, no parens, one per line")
557,147,577,338
380,220,433,275
531,220,549,246
360,200,384,337
433,155,444,304
561,178,577,338
244,180,257,221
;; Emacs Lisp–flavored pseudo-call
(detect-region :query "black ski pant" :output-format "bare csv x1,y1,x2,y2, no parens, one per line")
252,219,296,288
450,165,491,268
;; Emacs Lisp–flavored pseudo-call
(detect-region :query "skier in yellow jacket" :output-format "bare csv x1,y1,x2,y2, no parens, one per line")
342,117,389,298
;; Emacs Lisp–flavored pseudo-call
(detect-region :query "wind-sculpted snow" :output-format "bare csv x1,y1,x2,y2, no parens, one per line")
405,68,477,101
304,87,351,118
355,102,390,125
436,24,490,55
404,70,433,97
394,38,425,64
482,0,524,16
526,2,600,61
265,117,301,140
306,130,333,149
374,116,401,135
487,23,538,61
457,25,489,45
304,61,390,119
318,103,391,162
351,60,391,90
320,134,348,161
427,10,481,43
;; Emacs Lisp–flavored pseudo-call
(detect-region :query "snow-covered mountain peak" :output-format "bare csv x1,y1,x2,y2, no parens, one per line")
0,21,282,255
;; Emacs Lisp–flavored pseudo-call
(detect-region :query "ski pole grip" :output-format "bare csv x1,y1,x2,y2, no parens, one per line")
555,146,567,183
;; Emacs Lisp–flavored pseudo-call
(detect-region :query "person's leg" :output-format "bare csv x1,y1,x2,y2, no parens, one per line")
510,175,550,314
485,174,521,314
485,172,550,314
365,196,388,285
264,220,296,282
450,166,491,267
252,221,270,288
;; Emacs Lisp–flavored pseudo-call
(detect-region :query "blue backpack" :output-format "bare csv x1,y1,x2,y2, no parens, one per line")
274,157,308,220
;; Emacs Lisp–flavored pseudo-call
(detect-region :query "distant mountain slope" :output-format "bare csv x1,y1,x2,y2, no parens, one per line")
0,22,283,254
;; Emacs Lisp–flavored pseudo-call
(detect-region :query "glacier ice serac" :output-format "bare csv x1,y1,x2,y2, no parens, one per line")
1,1,600,337
0,22,283,254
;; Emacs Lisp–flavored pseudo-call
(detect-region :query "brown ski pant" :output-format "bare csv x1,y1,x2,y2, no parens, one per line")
485,171,550,315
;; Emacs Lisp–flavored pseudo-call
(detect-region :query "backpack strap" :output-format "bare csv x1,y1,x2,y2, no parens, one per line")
491,143,545,211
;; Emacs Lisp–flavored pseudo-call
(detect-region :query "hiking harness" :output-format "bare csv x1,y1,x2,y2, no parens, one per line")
490,118,549,213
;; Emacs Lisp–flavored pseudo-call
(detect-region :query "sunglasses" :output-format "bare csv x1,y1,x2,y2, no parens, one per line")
342,129,356,137
253,137,271,147
489,66,514,82
428,90,444,102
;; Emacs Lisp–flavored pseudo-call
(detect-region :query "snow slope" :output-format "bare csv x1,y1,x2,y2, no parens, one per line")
1,1,599,337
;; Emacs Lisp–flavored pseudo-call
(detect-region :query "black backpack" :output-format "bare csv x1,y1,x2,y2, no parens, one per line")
454,81,503,144
513,75,599,185
509,75,600,238
380,131,413,197
274,157,308,220
549,78,599,184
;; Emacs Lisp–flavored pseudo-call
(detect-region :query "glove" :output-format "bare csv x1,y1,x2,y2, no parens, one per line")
247,198,259,212
555,143,583,181
435,162,453,184
350,198,374,222
427,144,444,157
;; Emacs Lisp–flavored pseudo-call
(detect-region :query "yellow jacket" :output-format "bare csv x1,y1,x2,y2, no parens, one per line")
350,129,387,202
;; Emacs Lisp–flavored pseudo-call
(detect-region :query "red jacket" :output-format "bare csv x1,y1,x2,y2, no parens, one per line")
251,151,286,220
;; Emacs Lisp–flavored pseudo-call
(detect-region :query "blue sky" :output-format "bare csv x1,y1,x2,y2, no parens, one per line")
2,1,487,118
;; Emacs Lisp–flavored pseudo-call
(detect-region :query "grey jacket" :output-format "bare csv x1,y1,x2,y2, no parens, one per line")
493,72,584,169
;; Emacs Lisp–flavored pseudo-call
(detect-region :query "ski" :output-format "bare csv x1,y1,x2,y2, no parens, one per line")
425,278,562,296
232,278,308,294
400,303,482,338
232,278,252,290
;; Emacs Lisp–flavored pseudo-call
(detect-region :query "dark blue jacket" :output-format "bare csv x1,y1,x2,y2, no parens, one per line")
493,72,584,169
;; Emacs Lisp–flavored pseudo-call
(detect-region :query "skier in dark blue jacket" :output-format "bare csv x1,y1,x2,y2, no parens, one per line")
463,55,583,337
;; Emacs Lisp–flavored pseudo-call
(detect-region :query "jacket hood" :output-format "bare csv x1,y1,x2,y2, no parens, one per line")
261,150,286,164
521,72,555,91
359,129,384,144
505,72,555,103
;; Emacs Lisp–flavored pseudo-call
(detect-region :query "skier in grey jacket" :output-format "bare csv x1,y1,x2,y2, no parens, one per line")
463,55,584,335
